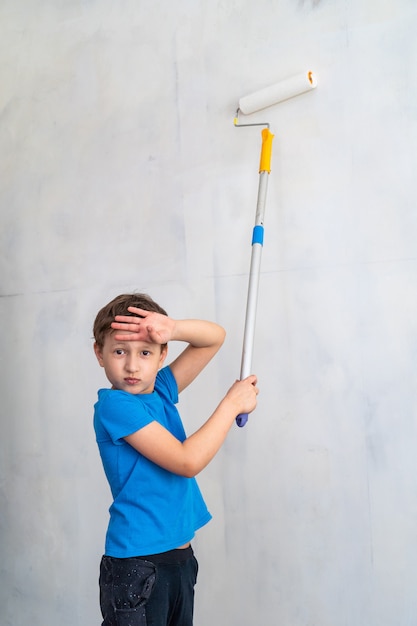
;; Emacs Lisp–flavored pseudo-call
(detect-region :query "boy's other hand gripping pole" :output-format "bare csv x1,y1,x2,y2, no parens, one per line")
236,128,274,427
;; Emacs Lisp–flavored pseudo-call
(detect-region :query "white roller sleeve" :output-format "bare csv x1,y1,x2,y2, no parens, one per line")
238,71,317,115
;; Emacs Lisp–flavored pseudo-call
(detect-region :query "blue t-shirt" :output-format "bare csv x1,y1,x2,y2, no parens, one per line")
94,366,212,557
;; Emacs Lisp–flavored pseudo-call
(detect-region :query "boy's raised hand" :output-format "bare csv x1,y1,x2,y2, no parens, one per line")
111,306,176,345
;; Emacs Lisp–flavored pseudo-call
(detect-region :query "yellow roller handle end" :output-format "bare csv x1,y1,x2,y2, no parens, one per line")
259,128,274,173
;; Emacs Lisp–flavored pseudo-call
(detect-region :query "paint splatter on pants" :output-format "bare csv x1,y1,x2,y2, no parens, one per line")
99,546,198,626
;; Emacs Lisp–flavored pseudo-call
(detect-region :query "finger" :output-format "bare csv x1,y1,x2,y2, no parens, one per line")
127,307,148,317
111,321,142,331
113,332,140,341
114,315,143,323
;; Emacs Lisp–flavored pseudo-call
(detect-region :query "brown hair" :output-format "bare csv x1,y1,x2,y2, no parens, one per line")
93,293,168,348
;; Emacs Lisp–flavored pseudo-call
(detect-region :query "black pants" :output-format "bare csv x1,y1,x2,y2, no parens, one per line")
99,546,198,626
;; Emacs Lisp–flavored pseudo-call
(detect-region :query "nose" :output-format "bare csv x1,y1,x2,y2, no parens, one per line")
125,354,139,373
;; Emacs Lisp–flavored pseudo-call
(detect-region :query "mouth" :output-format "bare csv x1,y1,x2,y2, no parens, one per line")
124,378,140,385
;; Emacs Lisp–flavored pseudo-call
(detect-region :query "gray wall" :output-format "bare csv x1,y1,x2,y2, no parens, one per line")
1,1,417,624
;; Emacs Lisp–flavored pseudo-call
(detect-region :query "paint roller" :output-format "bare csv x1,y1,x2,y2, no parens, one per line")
234,71,317,428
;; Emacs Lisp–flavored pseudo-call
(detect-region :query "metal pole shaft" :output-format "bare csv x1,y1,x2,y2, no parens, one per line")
240,171,269,379
236,171,269,427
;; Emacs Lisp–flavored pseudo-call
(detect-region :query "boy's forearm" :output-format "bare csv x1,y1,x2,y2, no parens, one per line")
125,398,238,479
181,396,239,476
180,375,258,476
168,320,226,393
124,375,258,478
171,319,226,348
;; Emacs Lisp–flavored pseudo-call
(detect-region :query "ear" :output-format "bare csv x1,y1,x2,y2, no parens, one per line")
159,345,168,368
94,342,104,367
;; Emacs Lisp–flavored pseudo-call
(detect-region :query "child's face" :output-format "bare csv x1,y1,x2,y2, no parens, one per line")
94,331,167,394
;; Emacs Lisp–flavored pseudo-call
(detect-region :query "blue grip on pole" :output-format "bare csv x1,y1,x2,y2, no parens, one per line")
252,225,264,245
236,413,248,427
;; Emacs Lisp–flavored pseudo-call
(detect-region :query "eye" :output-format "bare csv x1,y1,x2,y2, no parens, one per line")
115,348,126,356
141,350,151,357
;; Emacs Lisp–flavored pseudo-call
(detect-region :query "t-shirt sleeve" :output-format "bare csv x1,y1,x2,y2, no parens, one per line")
155,365,179,404
98,391,154,444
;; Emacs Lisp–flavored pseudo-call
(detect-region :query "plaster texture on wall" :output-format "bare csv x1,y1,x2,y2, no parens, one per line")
1,1,417,624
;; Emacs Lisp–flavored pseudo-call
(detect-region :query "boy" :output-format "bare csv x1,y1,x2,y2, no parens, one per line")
93,293,258,626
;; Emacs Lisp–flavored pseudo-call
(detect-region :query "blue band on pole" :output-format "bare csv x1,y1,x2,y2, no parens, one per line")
252,225,264,245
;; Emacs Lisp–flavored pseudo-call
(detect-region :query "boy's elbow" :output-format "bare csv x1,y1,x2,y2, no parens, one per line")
212,325,226,353
180,452,206,478
179,438,212,478
181,461,200,479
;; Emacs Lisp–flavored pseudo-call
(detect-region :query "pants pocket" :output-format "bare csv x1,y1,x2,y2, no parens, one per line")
100,556,157,626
